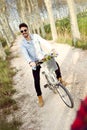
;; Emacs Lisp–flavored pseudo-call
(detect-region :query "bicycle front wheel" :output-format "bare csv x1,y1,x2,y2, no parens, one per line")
56,83,74,108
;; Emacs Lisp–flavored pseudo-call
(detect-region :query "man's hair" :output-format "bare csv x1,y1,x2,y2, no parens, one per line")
19,23,28,29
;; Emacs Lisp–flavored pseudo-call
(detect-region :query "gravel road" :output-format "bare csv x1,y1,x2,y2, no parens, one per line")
10,36,87,130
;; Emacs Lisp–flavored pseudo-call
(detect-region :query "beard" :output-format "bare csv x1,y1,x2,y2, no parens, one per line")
23,33,29,38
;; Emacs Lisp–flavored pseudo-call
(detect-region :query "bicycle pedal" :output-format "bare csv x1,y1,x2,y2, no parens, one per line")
44,84,49,88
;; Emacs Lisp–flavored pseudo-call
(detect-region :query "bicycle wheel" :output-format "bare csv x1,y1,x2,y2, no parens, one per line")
56,83,74,108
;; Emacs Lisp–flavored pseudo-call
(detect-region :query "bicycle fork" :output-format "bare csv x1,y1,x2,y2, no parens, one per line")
42,71,59,89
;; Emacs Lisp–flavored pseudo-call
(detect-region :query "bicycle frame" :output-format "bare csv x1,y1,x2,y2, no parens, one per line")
40,58,59,86
37,55,74,108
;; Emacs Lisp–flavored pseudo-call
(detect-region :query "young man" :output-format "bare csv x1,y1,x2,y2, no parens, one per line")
19,23,65,107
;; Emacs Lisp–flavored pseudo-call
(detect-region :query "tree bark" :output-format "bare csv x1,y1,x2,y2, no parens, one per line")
0,42,6,60
4,14,16,41
44,0,58,41
67,0,80,45
0,19,11,46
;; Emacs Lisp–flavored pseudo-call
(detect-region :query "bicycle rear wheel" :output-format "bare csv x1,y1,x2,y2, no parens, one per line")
56,83,74,108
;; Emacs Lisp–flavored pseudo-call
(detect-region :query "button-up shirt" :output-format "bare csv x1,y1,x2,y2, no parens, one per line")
20,34,52,69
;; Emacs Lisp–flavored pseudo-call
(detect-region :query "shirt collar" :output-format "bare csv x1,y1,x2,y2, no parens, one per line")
22,34,33,44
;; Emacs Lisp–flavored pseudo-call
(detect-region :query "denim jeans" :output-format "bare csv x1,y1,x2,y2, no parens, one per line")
32,62,61,96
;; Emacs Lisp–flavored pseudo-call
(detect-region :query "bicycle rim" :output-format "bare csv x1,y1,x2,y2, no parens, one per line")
56,83,74,108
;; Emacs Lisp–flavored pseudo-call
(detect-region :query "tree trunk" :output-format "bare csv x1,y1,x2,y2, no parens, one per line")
0,42,6,60
44,0,58,41
4,14,16,41
67,0,80,45
0,20,11,46
40,24,46,37
15,0,30,26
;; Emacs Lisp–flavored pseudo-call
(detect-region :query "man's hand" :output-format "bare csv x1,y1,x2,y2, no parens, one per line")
29,62,36,67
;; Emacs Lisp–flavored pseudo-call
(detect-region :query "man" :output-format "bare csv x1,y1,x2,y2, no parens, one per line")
19,23,66,107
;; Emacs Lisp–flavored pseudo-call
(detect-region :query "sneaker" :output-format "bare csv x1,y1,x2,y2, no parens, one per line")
38,96,44,107
58,78,68,86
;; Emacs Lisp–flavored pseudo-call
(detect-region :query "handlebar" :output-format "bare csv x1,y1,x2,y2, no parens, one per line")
35,53,58,66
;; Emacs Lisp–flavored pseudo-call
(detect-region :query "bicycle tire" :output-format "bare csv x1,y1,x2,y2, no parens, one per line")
56,83,74,108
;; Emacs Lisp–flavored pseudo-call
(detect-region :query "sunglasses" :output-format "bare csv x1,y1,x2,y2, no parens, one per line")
20,29,27,33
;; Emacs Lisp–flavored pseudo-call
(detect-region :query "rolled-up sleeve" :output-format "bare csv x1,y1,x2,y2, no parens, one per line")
21,46,32,63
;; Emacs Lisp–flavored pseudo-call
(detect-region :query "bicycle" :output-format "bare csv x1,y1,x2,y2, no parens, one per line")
36,53,74,108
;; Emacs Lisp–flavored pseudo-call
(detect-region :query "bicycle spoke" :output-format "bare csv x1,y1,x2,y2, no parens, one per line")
56,84,74,108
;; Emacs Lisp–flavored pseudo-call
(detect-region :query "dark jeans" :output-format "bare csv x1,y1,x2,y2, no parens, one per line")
32,62,61,96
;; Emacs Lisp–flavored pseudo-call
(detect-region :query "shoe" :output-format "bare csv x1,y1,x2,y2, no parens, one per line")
38,95,44,107
58,77,67,86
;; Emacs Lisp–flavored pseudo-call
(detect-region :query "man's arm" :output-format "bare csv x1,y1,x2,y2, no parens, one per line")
21,46,32,64
21,46,36,68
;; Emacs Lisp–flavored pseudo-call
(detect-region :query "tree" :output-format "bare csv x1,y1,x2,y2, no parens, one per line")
0,19,10,46
44,0,58,41
32,0,46,37
0,0,16,46
67,0,80,45
0,42,6,60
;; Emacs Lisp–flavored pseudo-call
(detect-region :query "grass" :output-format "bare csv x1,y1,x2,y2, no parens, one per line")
44,12,87,49
0,116,21,130
0,47,21,130
0,37,7,47
0,59,16,109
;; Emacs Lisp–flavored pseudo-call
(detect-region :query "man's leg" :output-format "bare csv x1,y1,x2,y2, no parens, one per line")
32,66,44,107
55,62,67,86
55,62,61,79
32,66,42,96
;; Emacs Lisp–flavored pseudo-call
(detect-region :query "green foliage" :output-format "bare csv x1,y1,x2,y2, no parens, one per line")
0,47,21,129
5,46,11,56
44,11,87,49
74,40,87,50
0,117,21,130
0,59,17,108
56,18,71,34
45,33,52,40
77,13,87,36
0,96,16,109
0,37,7,47
0,59,16,88
44,24,51,33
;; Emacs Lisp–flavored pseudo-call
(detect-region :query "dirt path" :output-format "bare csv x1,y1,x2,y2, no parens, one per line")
10,36,87,130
